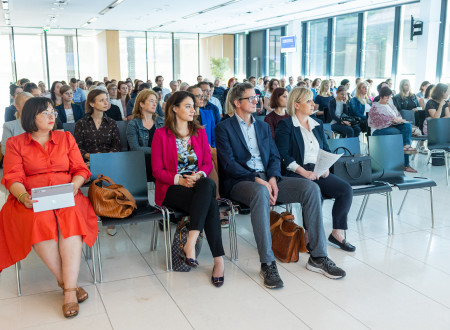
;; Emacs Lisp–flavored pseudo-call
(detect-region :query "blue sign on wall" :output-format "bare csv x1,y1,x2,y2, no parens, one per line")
281,36,296,53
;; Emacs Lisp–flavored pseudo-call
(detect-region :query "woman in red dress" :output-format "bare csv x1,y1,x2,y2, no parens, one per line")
0,97,98,318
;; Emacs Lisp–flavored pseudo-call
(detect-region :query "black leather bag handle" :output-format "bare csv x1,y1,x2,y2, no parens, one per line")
344,160,364,179
333,146,353,156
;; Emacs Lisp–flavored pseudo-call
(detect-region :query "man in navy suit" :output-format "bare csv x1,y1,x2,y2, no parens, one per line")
215,83,346,288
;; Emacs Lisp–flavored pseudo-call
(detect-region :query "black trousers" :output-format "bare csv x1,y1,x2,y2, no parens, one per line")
293,164,353,230
163,178,225,258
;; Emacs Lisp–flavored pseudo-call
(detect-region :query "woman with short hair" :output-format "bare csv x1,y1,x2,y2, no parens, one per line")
151,91,225,287
0,97,97,318
263,78,280,114
55,85,85,124
264,87,289,139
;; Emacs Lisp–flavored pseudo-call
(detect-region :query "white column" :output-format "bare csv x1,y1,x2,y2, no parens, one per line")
285,20,303,79
415,0,443,87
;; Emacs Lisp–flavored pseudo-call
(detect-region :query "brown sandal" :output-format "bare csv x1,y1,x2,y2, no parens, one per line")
62,288,79,318
58,282,89,303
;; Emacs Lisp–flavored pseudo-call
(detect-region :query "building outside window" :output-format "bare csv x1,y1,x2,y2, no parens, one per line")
174,33,199,84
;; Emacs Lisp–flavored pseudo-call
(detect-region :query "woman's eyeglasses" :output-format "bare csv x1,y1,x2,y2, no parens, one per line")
40,111,58,118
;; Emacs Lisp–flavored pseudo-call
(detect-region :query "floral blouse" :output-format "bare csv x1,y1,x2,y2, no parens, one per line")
176,137,198,174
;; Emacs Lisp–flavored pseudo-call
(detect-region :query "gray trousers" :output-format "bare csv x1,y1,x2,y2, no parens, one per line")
230,175,327,263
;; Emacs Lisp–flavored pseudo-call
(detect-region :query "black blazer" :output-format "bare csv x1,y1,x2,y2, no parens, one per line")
55,103,85,123
274,116,330,176
215,115,282,198
328,98,351,123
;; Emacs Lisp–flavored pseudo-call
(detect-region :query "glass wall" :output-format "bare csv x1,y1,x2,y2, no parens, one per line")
13,27,47,86
174,33,199,84
362,8,395,82
77,29,108,82
235,33,246,81
331,14,358,83
307,19,328,79
119,31,147,81
248,30,265,79
268,27,282,77
147,32,173,84
397,3,420,90
46,29,78,83
0,27,14,129
441,1,450,84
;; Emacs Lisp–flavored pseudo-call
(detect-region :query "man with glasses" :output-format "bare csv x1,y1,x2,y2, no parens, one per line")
215,83,346,289
198,82,221,125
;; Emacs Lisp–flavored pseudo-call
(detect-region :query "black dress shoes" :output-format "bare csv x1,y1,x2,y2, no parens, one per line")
328,234,356,252
211,267,224,288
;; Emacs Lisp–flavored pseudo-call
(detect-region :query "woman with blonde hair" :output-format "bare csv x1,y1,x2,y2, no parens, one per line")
393,79,420,112
126,89,164,181
275,87,355,252
314,80,334,121
349,81,371,132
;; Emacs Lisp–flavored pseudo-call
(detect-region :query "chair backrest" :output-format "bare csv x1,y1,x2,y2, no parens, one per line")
323,123,333,139
399,110,415,125
327,137,361,155
368,135,405,178
63,122,75,136
90,151,148,205
427,118,450,148
116,120,129,151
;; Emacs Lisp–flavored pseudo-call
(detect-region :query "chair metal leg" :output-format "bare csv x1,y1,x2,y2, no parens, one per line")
166,210,173,270
90,244,97,284
445,151,449,186
150,221,157,251
162,208,170,271
153,221,158,250
84,243,92,261
356,195,369,221
389,192,394,235
430,187,434,228
15,262,21,297
96,235,103,283
397,190,409,215
386,192,391,235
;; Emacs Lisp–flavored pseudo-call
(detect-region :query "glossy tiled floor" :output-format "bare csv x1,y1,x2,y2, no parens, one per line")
1,153,450,329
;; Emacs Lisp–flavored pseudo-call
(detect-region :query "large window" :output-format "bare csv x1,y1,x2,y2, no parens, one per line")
147,32,173,83
268,27,283,77
174,33,199,84
0,27,14,130
13,27,47,85
307,19,328,79
248,30,265,79
235,33,246,81
119,31,147,81
332,14,358,83
362,8,395,81
397,3,420,90
46,29,78,83
441,1,450,83
77,29,108,82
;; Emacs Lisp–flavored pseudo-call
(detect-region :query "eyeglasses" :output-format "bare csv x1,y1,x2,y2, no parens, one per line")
239,95,259,103
202,90,211,95
40,111,58,118
194,94,205,99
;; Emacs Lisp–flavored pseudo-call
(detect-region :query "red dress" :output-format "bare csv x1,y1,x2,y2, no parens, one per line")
0,131,98,271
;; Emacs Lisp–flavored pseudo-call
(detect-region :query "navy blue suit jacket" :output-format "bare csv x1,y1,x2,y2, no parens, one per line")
274,117,330,176
55,103,85,123
215,115,281,198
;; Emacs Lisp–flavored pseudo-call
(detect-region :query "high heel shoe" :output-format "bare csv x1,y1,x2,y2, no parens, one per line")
58,282,89,303
62,288,79,318
211,266,224,288
179,249,199,268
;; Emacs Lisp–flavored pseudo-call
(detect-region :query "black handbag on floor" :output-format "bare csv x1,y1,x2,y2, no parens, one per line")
171,216,204,272
332,147,373,186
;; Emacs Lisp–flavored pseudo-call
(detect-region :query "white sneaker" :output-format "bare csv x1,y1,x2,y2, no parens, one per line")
106,226,117,236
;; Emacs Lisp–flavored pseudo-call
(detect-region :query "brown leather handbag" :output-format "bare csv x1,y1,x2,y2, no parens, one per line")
270,211,307,263
88,175,137,218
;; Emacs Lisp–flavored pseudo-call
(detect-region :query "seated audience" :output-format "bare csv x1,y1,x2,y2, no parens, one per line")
107,83,126,119
393,79,420,112
23,82,40,97
416,81,431,99
162,80,179,111
117,81,130,116
275,87,355,252
126,83,164,120
286,76,295,92
130,80,143,99
248,76,264,114
180,82,189,91
351,77,361,97
1,92,32,155
38,81,51,98
55,85,85,124
215,83,346,289
314,80,334,121
263,78,280,114
349,81,371,132
50,81,63,106
5,85,23,122
329,86,361,138
69,78,86,104
310,78,321,100
0,97,97,318
423,83,450,134
419,84,435,109
198,82,221,125
127,89,164,181
264,87,289,139
222,78,237,109
385,78,396,94
18,78,30,88
151,91,225,287
340,79,352,100
213,78,225,105
208,82,223,117
368,87,417,173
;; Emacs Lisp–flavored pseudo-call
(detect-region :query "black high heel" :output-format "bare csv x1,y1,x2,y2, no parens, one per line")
179,249,199,268
211,266,224,288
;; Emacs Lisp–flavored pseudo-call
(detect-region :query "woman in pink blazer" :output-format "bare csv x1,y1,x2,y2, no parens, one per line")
151,91,225,287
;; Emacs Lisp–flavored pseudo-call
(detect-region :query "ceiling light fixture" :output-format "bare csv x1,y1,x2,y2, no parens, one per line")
147,20,177,30
209,23,245,33
87,17,97,23
99,0,125,15
183,0,241,19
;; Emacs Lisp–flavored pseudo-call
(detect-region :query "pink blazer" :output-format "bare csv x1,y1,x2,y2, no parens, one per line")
151,127,213,206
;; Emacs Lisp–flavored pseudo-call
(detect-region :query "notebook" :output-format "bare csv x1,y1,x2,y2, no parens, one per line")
31,183,75,213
